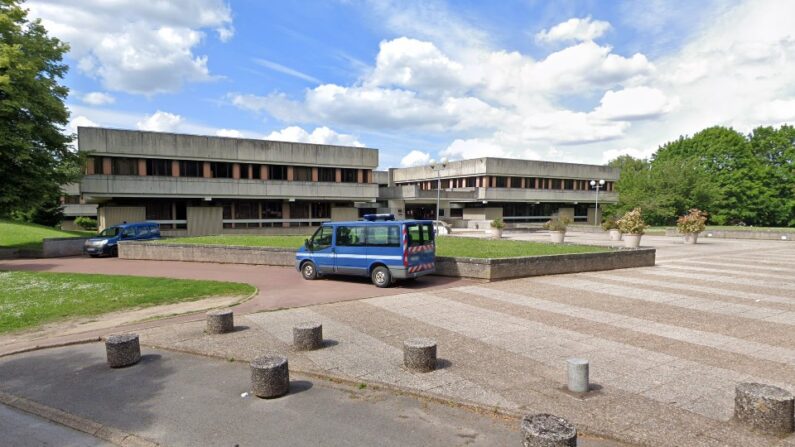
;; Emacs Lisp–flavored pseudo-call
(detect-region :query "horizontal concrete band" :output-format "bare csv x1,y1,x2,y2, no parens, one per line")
0,238,90,259
664,228,794,241
119,241,655,280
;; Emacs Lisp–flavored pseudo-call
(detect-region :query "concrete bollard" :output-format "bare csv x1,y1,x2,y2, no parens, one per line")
293,321,323,351
250,355,290,399
735,382,794,434
566,358,589,393
521,413,577,447
403,338,437,372
105,334,141,368
206,309,234,334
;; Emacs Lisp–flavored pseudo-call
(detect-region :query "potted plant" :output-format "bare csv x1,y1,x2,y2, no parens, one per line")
601,218,622,241
490,217,505,239
543,216,571,243
677,208,707,244
616,208,647,248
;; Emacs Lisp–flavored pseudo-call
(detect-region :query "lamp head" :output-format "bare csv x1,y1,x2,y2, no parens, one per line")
429,158,436,166
599,179,605,185
589,180,596,186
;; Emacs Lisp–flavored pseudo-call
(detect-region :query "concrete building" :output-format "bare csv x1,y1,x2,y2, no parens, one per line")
75,128,618,234
78,127,379,235
381,158,619,228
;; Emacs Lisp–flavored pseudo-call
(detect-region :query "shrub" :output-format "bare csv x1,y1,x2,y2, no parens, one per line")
543,216,572,232
601,218,618,231
490,217,505,229
617,208,647,235
74,216,98,231
676,209,708,234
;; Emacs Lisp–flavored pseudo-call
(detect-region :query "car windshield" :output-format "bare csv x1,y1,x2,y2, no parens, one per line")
98,227,119,237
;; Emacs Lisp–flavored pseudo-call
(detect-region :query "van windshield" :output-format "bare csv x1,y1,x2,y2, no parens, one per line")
406,223,434,247
98,227,119,237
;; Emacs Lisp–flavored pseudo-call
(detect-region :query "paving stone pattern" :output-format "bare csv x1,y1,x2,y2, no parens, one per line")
140,241,795,447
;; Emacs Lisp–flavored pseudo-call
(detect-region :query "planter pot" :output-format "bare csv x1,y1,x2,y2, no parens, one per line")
550,231,566,243
490,228,503,239
608,229,623,241
683,232,699,244
624,234,642,248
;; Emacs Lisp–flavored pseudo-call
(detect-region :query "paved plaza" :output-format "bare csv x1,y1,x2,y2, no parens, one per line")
1,234,794,445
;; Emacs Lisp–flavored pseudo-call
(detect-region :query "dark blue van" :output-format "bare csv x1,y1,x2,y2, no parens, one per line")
84,221,161,257
295,215,436,287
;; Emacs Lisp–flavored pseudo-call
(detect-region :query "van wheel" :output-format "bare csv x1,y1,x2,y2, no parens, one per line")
371,266,392,288
301,261,318,280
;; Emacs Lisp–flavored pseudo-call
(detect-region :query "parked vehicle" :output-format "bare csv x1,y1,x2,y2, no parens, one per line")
295,214,436,287
84,221,161,257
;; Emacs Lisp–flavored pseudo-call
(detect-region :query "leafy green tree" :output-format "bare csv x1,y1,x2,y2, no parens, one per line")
0,0,80,222
748,125,795,225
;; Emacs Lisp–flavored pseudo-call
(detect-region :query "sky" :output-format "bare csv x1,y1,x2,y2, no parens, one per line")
27,0,795,169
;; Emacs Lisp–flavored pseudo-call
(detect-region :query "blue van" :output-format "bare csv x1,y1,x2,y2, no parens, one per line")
295,215,436,287
83,221,161,257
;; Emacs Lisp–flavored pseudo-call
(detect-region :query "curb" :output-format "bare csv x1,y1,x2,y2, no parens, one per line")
0,390,159,447
0,336,102,359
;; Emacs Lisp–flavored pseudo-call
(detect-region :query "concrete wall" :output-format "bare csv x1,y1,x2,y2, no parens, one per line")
119,242,296,266
391,157,620,182
187,207,222,236
98,206,146,230
664,228,794,241
79,127,378,168
81,175,378,201
331,207,359,221
463,208,503,221
41,237,91,257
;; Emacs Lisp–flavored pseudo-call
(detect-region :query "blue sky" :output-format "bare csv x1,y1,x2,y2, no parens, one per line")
29,0,795,168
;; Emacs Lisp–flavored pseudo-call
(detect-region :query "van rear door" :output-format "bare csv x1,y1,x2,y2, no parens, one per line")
404,222,435,274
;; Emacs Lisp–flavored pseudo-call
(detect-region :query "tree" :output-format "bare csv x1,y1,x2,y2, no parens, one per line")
0,0,80,222
748,125,795,226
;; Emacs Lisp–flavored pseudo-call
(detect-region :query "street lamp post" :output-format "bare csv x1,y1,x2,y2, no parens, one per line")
429,157,448,236
590,179,605,226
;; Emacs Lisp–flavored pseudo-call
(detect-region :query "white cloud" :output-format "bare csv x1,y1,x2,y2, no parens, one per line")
136,111,183,132
535,17,612,44
400,150,431,167
67,115,98,135
593,87,678,120
28,0,233,94
81,92,115,106
254,58,320,83
265,126,364,147
601,147,655,164
216,129,244,138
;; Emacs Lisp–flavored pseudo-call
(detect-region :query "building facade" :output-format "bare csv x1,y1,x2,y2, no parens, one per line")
75,128,619,234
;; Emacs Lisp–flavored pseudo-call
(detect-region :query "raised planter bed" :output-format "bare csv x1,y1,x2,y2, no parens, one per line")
120,241,655,281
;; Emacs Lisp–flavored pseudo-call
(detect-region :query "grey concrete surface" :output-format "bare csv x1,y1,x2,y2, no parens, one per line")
0,403,111,447
0,343,523,447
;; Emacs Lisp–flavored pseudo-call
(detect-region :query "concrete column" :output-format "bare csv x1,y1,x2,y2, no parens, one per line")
287,166,294,181
86,157,95,175
491,176,497,188
506,177,512,188
230,202,236,229
206,309,234,334
357,169,364,183
232,163,241,180
137,159,147,176
566,358,589,393
335,168,342,183
535,178,539,189
171,160,180,177
520,177,526,188
105,334,141,368
293,322,323,351
311,167,319,182
250,355,289,399
203,162,212,178
261,165,269,180
257,202,263,227
247,164,253,179
403,338,437,372
282,201,290,228
475,177,480,188
102,157,112,175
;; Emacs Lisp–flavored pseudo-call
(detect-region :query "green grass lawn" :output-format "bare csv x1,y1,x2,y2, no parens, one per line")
160,234,607,258
0,219,93,250
0,271,255,333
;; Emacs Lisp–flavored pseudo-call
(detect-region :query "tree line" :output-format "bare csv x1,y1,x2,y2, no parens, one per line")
604,125,795,227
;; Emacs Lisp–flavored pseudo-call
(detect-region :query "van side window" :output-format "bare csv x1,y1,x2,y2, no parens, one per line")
138,226,150,238
121,227,135,239
407,223,434,246
365,225,400,247
336,226,366,246
311,226,333,250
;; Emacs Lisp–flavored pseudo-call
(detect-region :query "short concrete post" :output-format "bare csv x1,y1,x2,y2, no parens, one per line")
105,334,141,368
520,413,577,447
250,355,290,399
735,382,794,434
403,338,437,372
566,358,589,393
206,309,234,334
293,321,323,351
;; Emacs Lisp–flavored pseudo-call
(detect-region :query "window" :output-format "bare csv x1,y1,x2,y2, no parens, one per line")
92,157,108,174
146,202,172,221
111,157,138,175
311,202,330,219
341,168,357,183
464,177,477,187
310,226,333,250
180,160,203,177
336,226,366,246
269,165,288,180
494,176,508,188
120,227,135,239
261,201,282,219
137,225,150,238
211,162,232,178
365,225,400,247
293,166,312,181
563,179,574,190
146,159,172,176
450,208,463,218
406,223,434,247
249,164,261,180
318,167,335,182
